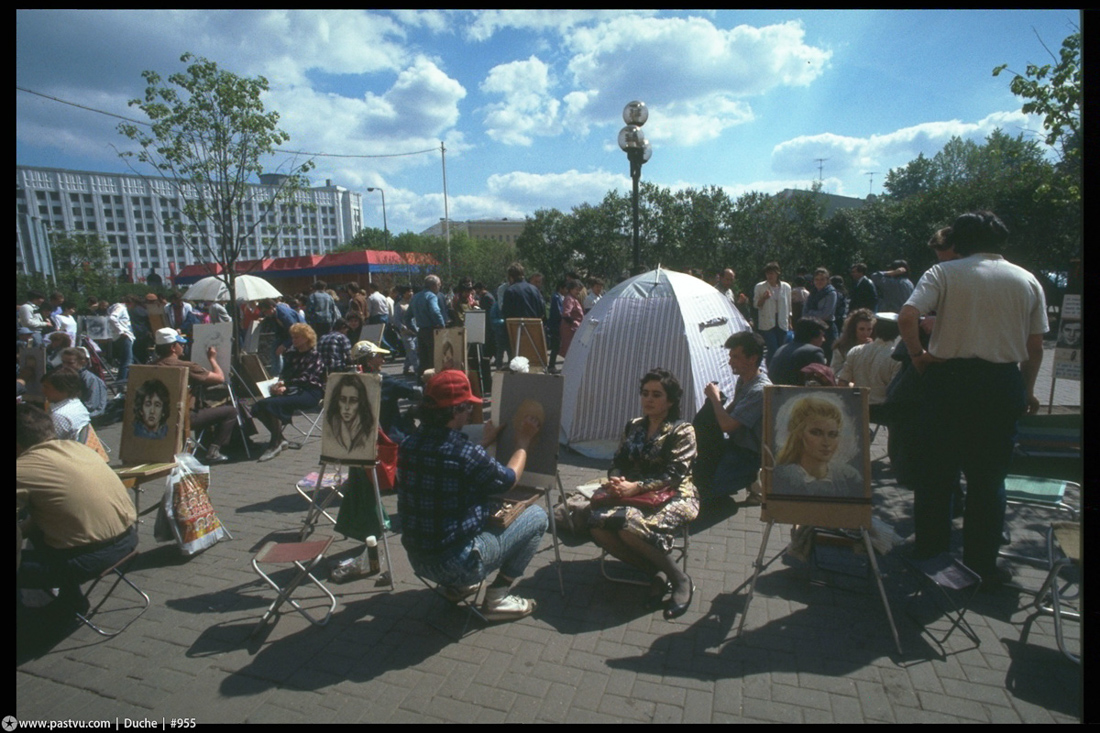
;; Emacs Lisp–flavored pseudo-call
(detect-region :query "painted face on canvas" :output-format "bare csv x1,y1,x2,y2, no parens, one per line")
142,393,166,431
802,417,840,464
338,384,360,424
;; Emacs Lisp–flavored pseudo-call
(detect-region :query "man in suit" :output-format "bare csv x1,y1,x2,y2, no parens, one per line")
848,263,878,312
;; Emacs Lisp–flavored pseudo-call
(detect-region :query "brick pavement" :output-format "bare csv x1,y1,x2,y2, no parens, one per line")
16,343,1082,724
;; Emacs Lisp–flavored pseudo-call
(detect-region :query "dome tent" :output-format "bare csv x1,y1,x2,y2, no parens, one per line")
559,267,751,459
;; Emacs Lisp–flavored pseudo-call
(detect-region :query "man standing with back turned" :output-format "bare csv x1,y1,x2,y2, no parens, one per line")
899,210,1046,588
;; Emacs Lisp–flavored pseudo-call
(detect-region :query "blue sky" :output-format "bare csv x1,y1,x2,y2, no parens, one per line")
17,9,1078,235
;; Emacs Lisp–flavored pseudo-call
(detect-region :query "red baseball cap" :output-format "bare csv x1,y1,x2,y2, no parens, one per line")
425,369,482,408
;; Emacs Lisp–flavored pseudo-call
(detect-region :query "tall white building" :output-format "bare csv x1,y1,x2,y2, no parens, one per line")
16,165,362,283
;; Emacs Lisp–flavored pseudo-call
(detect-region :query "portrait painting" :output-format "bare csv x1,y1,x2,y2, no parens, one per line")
320,372,382,465
79,315,110,341
761,386,871,529
434,327,467,374
192,322,233,377
120,364,189,465
492,372,564,483
1053,314,1082,382
506,318,548,371
464,309,487,345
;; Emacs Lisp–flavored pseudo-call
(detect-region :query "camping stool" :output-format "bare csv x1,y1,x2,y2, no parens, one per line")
251,536,337,632
415,574,487,640
600,524,690,586
902,552,982,648
76,549,151,638
286,406,324,449
1000,475,1079,566
1024,521,1081,664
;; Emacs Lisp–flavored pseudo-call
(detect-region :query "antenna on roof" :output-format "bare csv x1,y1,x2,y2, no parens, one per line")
864,171,879,195
814,158,830,181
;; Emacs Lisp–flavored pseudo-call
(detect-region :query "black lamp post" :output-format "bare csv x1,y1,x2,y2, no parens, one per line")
618,101,653,273
366,186,388,248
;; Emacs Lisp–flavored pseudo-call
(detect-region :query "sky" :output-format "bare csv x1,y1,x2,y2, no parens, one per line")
16,9,1079,236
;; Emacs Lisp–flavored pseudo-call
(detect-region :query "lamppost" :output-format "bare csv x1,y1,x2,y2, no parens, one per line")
618,100,652,273
366,186,388,249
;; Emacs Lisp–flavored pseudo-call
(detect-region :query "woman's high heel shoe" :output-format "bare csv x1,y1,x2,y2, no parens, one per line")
645,579,672,611
664,578,695,620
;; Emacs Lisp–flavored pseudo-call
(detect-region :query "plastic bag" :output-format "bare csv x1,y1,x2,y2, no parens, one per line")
154,452,232,555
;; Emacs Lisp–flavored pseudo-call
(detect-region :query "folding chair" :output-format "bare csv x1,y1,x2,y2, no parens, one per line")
1000,475,1079,566
600,524,690,586
75,549,151,637
251,536,337,633
415,574,487,640
286,406,324,449
1023,521,1080,664
902,552,982,649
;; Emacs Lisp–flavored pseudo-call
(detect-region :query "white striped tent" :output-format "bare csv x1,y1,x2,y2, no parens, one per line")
559,268,751,459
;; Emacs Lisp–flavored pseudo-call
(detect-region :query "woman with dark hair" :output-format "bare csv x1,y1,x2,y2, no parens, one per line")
133,378,171,440
325,374,375,456
589,368,699,619
831,308,875,375
254,323,325,462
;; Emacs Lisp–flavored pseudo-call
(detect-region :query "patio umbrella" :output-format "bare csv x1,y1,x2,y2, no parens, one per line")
183,275,282,302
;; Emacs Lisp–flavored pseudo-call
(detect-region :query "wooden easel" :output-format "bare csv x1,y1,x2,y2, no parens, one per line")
507,318,548,372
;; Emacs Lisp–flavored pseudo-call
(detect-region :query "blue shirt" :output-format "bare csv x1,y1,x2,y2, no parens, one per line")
397,426,516,558
410,289,445,330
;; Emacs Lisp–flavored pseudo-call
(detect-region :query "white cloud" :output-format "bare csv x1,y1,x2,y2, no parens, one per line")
770,109,1039,179
479,56,562,145
487,169,626,212
464,10,650,42
562,16,830,134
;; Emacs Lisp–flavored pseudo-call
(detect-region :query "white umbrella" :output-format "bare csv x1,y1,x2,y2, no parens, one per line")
183,274,281,302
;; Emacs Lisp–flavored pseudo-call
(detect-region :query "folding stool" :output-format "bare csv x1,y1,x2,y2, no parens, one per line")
251,536,337,632
76,549,151,637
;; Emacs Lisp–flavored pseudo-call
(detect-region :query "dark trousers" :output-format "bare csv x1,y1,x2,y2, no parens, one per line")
416,327,435,376
191,404,238,448
913,359,1023,575
19,526,139,606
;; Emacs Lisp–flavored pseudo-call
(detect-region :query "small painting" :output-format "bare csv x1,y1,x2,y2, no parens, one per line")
492,371,564,483
465,309,487,345
78,315,110,341
120,364,189,465
434,327,467,373
320,372,382,465
761,385,871,529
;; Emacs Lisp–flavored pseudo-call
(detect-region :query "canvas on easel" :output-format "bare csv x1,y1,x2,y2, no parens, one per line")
434,327,467,374
491,371,564,485
320,372,382,465
465,309,487,345
192,322,233,378
507,318,547,371
120,364,189,465
760,385,871,529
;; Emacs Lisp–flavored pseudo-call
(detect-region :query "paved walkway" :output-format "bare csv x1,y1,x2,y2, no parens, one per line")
16,343,1082,724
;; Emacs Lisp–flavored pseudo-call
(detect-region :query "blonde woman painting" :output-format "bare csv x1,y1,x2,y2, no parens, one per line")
772,396,862,498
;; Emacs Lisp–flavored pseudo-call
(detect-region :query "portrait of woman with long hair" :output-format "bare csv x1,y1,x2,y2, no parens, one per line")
323,373,377,460
771,395,863,498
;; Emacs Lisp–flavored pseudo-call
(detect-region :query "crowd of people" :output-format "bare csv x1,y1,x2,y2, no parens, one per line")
18,208,1050,626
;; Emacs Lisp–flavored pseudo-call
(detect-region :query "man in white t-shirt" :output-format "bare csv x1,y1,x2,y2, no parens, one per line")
898,210,1046,587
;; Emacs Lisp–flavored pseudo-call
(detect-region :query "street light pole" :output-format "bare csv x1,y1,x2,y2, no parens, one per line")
367,187,388,248
618,101,653,274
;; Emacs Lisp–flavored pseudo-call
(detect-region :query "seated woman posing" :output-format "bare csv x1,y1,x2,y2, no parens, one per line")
589,368,699,620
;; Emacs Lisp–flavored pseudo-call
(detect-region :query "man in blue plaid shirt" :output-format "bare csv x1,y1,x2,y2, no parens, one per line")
398,370,546,621
318,318,353,374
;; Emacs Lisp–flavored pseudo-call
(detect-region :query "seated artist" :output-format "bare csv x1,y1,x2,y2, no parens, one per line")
589,368,699,619
17,403,138,614
253,323,325,462
350,340,421,443
40,367,91,441
153,328,237,464
397,370,547,621
695,331,770,500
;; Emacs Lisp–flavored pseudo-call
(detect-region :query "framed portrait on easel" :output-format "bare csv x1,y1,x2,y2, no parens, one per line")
761,386,872,529
320,372,382,465
120,364,189,465
434,327,467,373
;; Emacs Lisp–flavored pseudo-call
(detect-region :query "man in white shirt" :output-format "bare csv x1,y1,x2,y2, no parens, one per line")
898,210,1046,587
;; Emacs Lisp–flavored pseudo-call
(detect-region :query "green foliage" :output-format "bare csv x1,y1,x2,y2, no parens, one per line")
46,231,115,297
118,52,314,294
334,227,389,253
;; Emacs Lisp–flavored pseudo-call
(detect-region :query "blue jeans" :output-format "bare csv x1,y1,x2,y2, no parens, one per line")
759,327,789,369
913,360,1023,574
410,505,548,586
113,337,134,384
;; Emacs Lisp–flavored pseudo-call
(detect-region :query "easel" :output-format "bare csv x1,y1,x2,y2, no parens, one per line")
733,518,902,655
507,318,548,372
514,472,569,599
300,460,395,590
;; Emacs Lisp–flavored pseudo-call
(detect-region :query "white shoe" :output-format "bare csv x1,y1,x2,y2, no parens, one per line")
258,444,283,462
481,588,536,621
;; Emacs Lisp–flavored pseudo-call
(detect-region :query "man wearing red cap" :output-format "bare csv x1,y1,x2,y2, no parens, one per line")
397,370,546,621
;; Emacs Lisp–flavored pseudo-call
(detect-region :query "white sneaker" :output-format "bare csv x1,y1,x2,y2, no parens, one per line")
481,589,536,621
258,443,283,462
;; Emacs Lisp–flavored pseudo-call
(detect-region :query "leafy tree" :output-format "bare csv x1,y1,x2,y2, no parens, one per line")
334,227,390,253
45,231,115,297
117,52,314,353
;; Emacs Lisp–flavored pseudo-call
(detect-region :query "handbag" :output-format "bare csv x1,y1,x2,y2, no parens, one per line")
590,485,678,510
